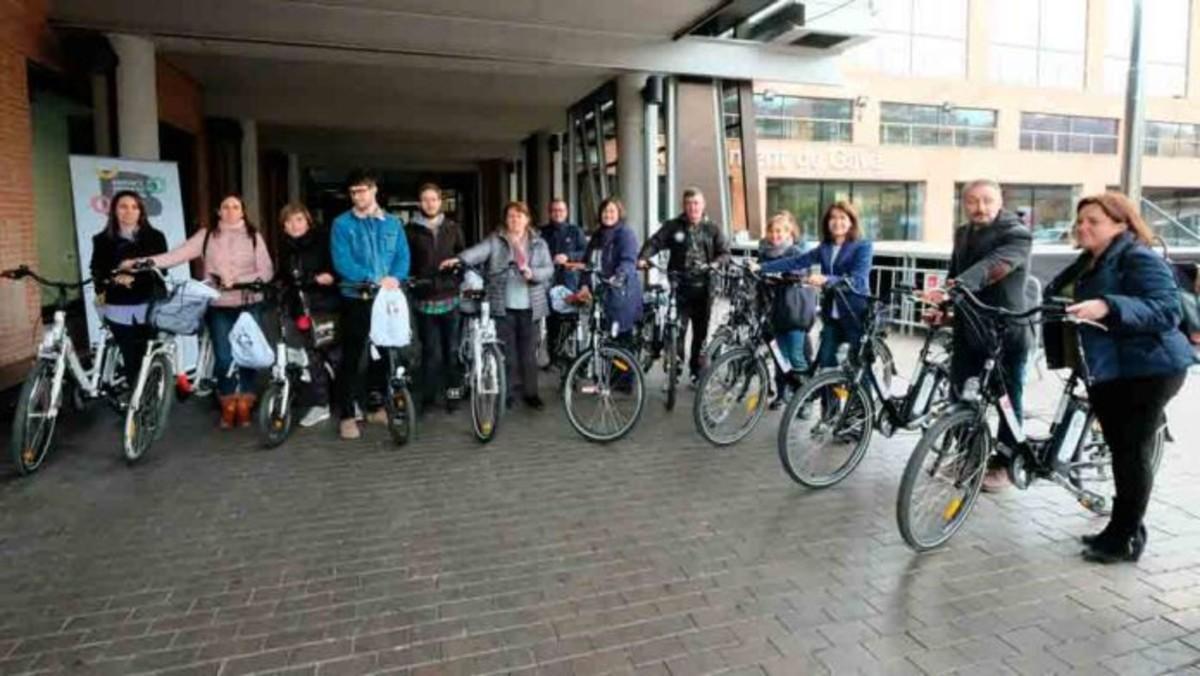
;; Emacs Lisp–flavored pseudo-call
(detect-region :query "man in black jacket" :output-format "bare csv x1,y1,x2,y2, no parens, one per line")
405,183,466,412
539,199,586,368
639,187,731,383
924,179,1033,493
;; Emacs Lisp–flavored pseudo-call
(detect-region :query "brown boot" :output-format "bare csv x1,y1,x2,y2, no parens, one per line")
236,394,256,428
219,395,238,429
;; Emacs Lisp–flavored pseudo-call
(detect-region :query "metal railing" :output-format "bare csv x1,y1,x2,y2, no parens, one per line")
1142,198,1200,247
1019,130,1118,154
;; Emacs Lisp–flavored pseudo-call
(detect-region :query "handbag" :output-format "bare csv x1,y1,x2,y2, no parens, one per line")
229,311,274,369
369,288,413,348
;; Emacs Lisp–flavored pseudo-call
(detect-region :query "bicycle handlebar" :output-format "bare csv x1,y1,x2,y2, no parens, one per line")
1,265,91,289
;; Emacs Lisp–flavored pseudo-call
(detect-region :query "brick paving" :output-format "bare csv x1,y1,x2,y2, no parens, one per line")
1,336,1199,675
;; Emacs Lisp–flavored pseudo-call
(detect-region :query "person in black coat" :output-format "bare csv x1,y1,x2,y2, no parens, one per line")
276,203,340,428
89,190,168,385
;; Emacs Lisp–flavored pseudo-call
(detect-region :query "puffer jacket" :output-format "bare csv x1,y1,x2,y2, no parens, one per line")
1043,232,1195,383
457,230,554,320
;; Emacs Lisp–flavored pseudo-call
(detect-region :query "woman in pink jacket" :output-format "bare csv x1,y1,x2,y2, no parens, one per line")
126,194,274,428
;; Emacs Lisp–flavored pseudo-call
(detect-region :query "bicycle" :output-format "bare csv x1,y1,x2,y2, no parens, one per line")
702,262,758,366
894,285,1162,552
2,266,125,475
693,269,810,446
636,260,714,411
342,281,419,446
450,264,507,443
561,265,646,443
777,281,952,487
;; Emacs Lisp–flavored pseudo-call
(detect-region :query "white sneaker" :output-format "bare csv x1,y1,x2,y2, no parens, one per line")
299,406,331,428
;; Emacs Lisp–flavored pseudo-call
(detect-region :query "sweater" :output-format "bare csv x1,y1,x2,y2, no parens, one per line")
151,221,274,308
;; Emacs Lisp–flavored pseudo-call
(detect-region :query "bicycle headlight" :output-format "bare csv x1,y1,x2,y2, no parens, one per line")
960,376,982,402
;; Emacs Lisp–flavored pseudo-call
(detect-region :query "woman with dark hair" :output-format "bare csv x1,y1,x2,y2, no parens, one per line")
441,201,554,409
578,197,643,346
90,190,169,385
125,194,274,428
1044,192,1193,563
759,200,873,368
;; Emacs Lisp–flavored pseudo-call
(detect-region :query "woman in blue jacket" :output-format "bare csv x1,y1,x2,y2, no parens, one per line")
578,197,643,345
760,200,873,369
1044,192,1192,564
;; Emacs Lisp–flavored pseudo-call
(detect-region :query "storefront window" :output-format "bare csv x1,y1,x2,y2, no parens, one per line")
767,179,924,242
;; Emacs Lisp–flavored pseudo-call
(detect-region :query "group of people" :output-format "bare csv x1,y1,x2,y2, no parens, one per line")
89,170,1193,564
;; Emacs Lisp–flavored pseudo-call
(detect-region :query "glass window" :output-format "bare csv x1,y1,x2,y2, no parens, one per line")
989,0,1086,90
847,0,967,79
954,183,1077,242
1144,120,1200,158
1019,113,1119,154
1105,0,1190,97
753,93,852,143
768,179,925,241
881,102,996,148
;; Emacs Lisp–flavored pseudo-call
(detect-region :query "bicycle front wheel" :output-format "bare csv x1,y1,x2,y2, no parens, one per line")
693,347,769,446
257,379,294,448
10,360,59,475
472,344,506,443
563,346,645,443
664,326,679,412
777,370,874,488
896,406,990,552
124,353,171,464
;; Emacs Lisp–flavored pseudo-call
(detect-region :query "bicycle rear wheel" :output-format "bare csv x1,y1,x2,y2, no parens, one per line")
563,346,645,442
777,370,874,488
10,361,58,475
124,353,171,464
896,406,990,551
693,347,769,446
472,344,506,443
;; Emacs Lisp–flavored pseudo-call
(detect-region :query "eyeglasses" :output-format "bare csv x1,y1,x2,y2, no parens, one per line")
349,186,373,195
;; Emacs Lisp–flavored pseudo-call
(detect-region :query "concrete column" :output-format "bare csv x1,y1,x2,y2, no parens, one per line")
534,131,553,215
616,73,649,237
286,153,301,203
89,72,113,156
965,0,990,84
1085,0,1108,94
240,118,262,225
109,34,159,159
551,132,565,202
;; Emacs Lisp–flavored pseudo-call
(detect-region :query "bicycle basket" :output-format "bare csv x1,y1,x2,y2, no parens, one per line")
150,279,220,335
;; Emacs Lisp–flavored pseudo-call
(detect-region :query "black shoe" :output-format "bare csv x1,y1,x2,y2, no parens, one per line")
523,395,545,411
1081,542,1138,564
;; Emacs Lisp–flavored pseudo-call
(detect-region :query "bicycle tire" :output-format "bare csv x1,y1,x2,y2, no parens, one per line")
870,335,896,398
257,379,294,448
383,349,417,446
664,326,679,412
472,344,506,443
9,360,58,476
777,369,875,488
693,347,770,446
563,346,645,443
896,406,990,551
124,353,171,464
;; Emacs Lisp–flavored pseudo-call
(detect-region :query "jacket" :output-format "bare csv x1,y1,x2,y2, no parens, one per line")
761,239,873,334
640,215,731,290
948,211,1033,352
583,222,643,333
1043,232,1195,383
275,229,340,315
330,208,411,298
405,214,465,303
759,242,817,333
90,226,168,306
151,221,274,308
540,220,587,290
458,230,554,320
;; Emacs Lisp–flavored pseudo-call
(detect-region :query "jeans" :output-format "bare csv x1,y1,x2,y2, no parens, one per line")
206,305,262,396
497,309,539,399
815,320,861,369
677,287,712,377
1089,373,1185,543
415,310,462,405
336,298,374,420
950,344,1028,456
107,320,154,386
774,329,810,393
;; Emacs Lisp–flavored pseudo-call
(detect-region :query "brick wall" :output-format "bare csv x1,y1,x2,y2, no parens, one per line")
0,0,54,387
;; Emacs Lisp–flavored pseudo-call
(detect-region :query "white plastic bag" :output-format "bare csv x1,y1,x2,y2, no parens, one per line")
229,311,274,369
370,288,412,348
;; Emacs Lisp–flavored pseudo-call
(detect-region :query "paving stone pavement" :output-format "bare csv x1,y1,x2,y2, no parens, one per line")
1,335,1199,676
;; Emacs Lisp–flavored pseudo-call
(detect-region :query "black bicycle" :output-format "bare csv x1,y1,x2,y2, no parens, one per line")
894,285,1165,551
341,281,419,446
635,261,712,411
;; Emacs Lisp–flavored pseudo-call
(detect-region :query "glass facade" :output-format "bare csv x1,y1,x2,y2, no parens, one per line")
753,93,853,142
847,0,968,79
1145,121,1200,158
1019,113,1119,154
1105,0,1190,97
954,183,1077,243
989,0,1086,89
767,179,924,242
881,103,996,147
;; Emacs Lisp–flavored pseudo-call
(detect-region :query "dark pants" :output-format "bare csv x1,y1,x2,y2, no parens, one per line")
677,287,712,377
1089,373,1185,543
107,320,154,386
950,343,1028,457
815,320,862,369
206,305,262,396
298,347,337,409
336,298,373,420
415,310,462,405
497,309,539,399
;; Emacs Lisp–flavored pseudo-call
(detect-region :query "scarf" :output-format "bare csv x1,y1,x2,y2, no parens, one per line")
759,238,795,260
